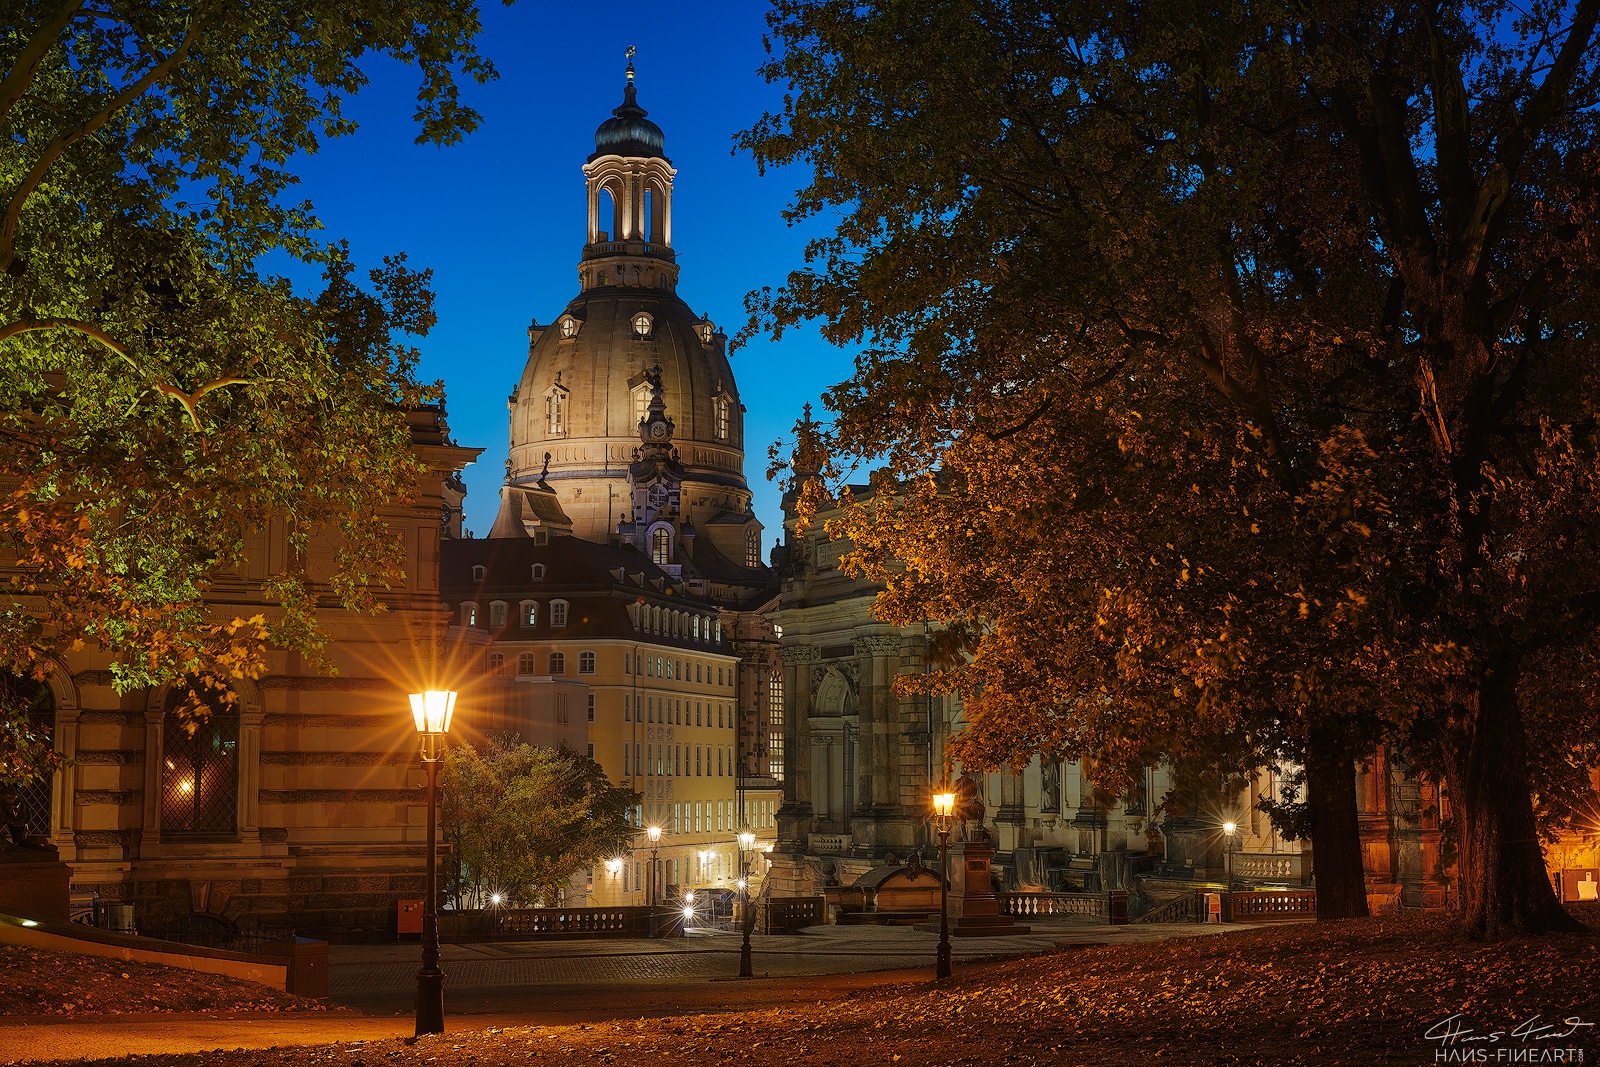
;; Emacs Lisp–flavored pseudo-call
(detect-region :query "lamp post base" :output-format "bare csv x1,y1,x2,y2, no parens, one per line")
935,941,952,980
739,937,753,978
415,966,445,1035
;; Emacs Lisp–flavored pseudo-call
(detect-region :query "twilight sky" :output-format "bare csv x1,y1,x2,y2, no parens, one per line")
276,2,853,550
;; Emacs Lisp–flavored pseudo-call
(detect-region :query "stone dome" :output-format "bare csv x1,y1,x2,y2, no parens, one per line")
507,286,747,542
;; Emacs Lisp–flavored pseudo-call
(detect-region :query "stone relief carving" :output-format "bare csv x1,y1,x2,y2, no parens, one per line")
778,643,818,665
852,633,902,658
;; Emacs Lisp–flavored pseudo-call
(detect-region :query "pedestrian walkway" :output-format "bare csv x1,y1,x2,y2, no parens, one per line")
0,919,1259,1063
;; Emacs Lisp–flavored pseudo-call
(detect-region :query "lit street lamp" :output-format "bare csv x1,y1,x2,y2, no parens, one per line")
1222,821,1239,920
932,786,957,980
409,689,456,1036
737,828,756,978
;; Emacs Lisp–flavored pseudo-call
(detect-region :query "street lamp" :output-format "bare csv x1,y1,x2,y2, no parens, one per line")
737,828,756,978
1222,821,1239,919
409,689,456,1037
932,785,957,980
646,825,662,937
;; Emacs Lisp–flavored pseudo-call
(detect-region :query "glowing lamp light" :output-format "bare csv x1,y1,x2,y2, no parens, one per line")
409,690,457,735
1222,821,1237,836
647,825,662,844
737,878,747,890
607,857,623,874
20,919,38,928
738,830,756,850
178,779,194,795
685,891,695,904
490,893,504,906
932,791,957,818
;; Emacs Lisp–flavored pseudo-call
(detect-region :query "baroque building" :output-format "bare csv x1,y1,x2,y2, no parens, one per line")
453,59,783,904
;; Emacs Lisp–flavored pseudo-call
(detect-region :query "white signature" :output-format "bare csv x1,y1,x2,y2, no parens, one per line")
1424,1014,1595,1046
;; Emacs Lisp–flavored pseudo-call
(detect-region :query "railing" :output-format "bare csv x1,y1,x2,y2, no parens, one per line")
1230,852,1309,884
1132,893,1197,924
495,908,648,937
1230,889,1317,921
808,833,852,854
764,896,826,934
999,892,1107,918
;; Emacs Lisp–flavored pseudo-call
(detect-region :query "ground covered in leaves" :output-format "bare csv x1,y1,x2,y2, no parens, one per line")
0,946,327,1016
47,906,1600,1065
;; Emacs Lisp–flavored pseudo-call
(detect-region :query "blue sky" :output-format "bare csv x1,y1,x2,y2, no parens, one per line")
280,2,852,549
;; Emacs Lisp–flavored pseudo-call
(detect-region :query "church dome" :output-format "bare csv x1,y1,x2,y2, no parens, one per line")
508,286,746,540
590,81,665,162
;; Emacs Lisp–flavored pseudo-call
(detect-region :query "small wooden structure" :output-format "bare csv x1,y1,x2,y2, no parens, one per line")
826,855,947,925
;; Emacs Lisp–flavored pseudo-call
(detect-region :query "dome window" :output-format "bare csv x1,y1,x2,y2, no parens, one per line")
632,312,654,339
715,396,731,441
695,321,714,344
545,384,569,437
559,316,579,339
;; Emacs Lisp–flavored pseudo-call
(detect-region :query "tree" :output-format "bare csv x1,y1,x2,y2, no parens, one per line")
0,2,499,775
440,738,641,908
743,0,1600,936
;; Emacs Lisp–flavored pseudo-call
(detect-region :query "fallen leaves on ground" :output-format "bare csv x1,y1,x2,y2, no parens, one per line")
0,945,326,1016
27,904,1600,1066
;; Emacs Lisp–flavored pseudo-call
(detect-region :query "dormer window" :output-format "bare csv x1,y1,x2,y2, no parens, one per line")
559,315,579,339
531,564,546,581
489,601,507,627
632,312,654,338
460,602,478,627
695,321,714,344
545,385,569,436
471,565,486,581
520,600,537,626
746,527,761,569
551,599,569,627
651,527,671,565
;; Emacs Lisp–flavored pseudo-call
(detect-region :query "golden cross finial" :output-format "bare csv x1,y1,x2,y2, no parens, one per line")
626,44,636,81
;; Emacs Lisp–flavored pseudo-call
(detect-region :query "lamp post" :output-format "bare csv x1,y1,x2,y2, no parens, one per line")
646,825,662,936
1222,820,1238,921
932,786,956,980
737,828,756,977
409,689,456,1037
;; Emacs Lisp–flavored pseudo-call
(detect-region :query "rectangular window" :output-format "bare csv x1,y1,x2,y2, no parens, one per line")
551,601,568,627
625,652,632,674
587,742,594,759
489,602,507,626
549,651,565,674
695,746,702,776
487,652,504,673
522,601,537,626
579,651,596,674
624,694,631,721
587,694,595,721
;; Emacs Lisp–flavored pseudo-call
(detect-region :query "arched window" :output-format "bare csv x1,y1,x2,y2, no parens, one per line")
652,606,662,632
161,682,239,836
714,620,723,644
549,652,566,674
634,384,652,426
517,653,537,675
520,600,537,627
489,601,507,627
559,315,579,339
545,386,568,436
651,527,670,565
551,600,569,627
487,652,505,673
746,528,761,569
578,651,596,674
460,603,478,627
715,397,730,441
1,674,54,840
632,311,654,338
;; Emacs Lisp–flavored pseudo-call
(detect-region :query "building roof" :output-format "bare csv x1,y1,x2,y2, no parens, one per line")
441,536,732,653
590,74,666,162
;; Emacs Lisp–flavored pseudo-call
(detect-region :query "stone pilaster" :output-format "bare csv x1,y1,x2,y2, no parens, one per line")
775,643,817,848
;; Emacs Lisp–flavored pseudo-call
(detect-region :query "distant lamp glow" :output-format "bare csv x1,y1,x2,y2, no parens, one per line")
685,891,695,904
738,830,756,850
409,690,457,735
1222,821,1237,836
607,857,623,874
490,893,504,906
178,779,194,795
647,825,662,844
737,878,747,890
20,919,38,928
682,905,695,921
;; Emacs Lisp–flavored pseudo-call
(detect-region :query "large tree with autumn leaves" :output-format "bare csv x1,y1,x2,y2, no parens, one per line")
742,0,1600,936
0,1,499,789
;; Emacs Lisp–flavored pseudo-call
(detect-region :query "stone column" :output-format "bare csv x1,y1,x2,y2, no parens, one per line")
775,643,816,849
853,633,902,815
139,700,163,859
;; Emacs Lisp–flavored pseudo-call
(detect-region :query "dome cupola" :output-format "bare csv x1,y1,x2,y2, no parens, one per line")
591,54,665,162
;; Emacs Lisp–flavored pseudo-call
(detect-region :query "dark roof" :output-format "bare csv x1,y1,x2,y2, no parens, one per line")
853,861,946,891
440,537,727,651
590,81,666,162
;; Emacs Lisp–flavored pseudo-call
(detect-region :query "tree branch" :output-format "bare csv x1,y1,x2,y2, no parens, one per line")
0,17,199,272
0,1,86,127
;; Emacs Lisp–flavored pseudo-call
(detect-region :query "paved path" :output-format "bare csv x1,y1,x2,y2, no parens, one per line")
0,920,1262,1063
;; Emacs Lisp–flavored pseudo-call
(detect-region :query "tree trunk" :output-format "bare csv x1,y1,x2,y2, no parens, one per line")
1446,661,1578,938
1305,726,1369,921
